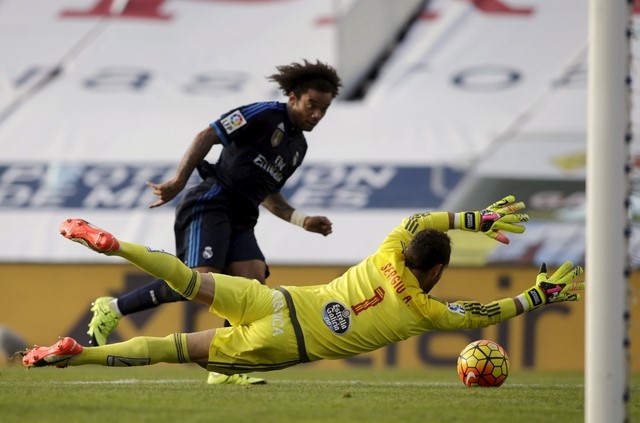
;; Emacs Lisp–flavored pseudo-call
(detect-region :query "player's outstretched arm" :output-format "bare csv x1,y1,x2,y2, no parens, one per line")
454,195,529,244
516,261,585,312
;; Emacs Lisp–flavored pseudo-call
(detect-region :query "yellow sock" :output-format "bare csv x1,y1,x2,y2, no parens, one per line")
115,241,201,300
71,334,190,366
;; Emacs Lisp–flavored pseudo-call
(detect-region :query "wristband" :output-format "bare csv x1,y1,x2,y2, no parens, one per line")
515,294,530,312
518,287,545,312
453,213,462,229
290,210,308,227
454,212,479,231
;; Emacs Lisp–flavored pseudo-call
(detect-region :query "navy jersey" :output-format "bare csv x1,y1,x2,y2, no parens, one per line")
203,101,308,208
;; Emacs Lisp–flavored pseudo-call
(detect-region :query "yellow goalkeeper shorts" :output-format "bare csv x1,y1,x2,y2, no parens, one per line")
207,274,302,374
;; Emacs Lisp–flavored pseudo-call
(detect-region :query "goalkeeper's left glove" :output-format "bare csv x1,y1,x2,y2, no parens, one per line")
518,261,585,311
455,195,529,244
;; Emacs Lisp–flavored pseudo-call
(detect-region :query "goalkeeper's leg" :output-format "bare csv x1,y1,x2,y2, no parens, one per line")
59,218,213,305
23,331,216,368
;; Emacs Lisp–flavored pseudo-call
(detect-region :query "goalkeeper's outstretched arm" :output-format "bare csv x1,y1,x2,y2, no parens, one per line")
515,261,585,312
432,261,585,330
397,195,530,244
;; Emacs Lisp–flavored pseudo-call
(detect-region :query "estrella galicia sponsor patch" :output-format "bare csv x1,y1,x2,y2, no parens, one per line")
221,110,247,134
322,301,351,335
447,302,465,315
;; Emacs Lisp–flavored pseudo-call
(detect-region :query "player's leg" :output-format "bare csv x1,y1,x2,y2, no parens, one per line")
101,182,229,312
59,218,211,304
224,227,269,284
22,330,216,368
117,278,188,314
205,275,280,385
89,277,223,346
176,186,231,273
87,184,229,345
206,228,269,385
184,329,216,369
225,260,268,284
88,279,187,346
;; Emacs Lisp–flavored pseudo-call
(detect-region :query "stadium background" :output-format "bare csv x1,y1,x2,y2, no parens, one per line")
0,0,638,373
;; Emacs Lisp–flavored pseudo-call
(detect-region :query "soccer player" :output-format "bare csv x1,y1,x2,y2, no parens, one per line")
22,196,585,373
86,60,342,385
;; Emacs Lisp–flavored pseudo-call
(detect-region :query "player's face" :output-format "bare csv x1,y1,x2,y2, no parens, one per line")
420,264,447,293
288,89,333,131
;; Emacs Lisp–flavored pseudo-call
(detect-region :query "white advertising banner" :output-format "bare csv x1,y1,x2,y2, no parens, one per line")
0,0,635,265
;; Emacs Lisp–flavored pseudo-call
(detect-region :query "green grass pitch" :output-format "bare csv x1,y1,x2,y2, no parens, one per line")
1,364,638,422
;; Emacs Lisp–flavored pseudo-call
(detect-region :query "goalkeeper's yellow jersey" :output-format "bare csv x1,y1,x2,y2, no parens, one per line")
281,212,518,362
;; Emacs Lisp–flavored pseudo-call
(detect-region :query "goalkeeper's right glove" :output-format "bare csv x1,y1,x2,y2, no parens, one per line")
455,195,529,244
518,261,585,311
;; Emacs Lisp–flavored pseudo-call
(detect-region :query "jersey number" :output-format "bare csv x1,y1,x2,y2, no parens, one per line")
351,286,385,316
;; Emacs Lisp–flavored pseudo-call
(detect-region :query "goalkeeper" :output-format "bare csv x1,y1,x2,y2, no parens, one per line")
21,195,584,372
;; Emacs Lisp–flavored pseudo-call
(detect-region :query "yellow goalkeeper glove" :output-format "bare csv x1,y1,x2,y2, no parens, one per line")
518,262,585,311
455,195,529,244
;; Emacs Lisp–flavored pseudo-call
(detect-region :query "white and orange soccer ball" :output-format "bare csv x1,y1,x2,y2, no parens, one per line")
456,339,510,387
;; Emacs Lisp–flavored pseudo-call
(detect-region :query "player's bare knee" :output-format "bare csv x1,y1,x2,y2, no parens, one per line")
186,330,215,361
225,260,267,284
190,271,215,305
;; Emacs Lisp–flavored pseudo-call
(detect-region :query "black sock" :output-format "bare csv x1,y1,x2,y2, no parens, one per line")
117,278,187,315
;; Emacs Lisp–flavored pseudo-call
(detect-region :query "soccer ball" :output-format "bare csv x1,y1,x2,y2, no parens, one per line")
456,339,509,387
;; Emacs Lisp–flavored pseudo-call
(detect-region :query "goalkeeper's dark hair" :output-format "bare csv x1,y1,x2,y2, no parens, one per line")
268,59,342,98
404,229,451,271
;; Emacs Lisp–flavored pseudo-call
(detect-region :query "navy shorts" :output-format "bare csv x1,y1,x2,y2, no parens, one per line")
174,181,266,271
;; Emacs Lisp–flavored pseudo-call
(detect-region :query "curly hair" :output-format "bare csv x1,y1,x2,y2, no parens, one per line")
268,59,342,98
404,229,451,271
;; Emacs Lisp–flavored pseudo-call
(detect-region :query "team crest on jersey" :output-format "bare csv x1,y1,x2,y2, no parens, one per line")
271,123,285,147
221,110,247,134
322,301,351,335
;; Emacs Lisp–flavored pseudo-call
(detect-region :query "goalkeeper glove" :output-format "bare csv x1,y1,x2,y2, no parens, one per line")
518,261,585,311
455,195,529,244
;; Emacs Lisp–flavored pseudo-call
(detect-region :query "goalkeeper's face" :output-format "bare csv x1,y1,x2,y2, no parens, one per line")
419,263,447,294
405,229,451,292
